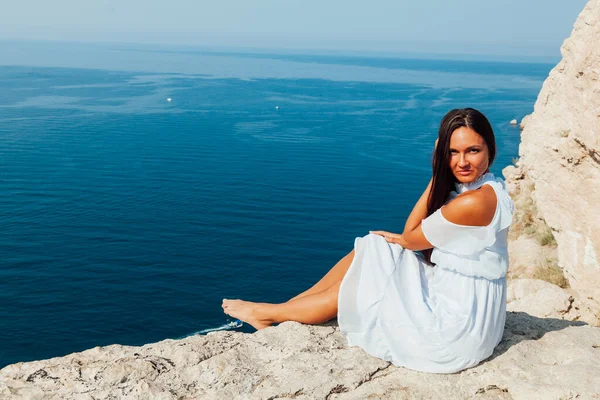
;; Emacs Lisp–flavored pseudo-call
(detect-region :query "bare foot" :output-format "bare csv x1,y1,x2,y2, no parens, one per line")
222,299,274,330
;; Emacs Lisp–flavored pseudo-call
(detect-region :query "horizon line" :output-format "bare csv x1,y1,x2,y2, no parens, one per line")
0,37,561,65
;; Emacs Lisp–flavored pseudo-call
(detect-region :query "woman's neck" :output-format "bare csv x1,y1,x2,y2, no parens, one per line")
455,172,494,193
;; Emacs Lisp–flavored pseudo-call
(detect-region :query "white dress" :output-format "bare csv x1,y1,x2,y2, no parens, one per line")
337,172,514,374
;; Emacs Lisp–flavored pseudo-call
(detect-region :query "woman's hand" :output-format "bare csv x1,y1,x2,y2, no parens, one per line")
369,230,403,244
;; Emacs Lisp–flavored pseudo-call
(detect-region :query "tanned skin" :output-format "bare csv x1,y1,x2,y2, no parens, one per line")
222,127,497,330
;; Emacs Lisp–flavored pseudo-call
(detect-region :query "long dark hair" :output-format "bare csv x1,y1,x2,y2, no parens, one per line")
422,108,496,264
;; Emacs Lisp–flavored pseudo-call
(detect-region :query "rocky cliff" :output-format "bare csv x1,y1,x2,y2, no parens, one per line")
1,1,600,399
505,0,600,307
1,315,600,399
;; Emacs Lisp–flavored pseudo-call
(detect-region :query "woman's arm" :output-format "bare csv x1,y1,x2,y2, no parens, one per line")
371,184,497,250
370,178,434,251
402,178,432,235
370,139,437,250
404,139,438,234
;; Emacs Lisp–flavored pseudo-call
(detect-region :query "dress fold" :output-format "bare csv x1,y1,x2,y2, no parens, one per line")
337,173,513,373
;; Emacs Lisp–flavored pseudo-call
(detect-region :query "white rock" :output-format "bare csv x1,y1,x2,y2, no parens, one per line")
1,320,599,399
507,279,572,318
510,119,517,125
508,0,600,306
507,236,552,279
519,114,531,130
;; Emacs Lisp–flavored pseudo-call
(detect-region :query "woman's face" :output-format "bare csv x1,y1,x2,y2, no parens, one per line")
448,126,490,183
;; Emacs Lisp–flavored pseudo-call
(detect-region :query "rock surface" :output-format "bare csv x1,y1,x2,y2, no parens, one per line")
507,278,599,325
1,315,600,400
512,0,600,304
507,236,556,279
518,115,531,131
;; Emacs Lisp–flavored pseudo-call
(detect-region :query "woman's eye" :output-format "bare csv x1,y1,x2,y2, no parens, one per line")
470,149,479,153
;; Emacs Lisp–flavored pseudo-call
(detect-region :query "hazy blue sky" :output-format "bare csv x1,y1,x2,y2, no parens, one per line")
0,0,588,57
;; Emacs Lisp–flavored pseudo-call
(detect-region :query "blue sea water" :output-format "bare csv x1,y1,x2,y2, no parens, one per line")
0,42,554,368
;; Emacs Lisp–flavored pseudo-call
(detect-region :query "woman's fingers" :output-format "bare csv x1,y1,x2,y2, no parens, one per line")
369,230,391,238
370,230,400,237
369,231,398,243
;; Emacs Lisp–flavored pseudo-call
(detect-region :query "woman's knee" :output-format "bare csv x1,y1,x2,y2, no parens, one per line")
326,280,342,299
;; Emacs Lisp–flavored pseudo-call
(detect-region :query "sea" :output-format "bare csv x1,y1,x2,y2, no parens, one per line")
0,40,555,368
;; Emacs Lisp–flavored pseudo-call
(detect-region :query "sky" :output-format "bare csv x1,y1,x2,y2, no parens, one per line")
0,0,589,58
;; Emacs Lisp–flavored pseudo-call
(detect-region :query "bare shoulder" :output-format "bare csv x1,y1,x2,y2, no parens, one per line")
441,184,497,227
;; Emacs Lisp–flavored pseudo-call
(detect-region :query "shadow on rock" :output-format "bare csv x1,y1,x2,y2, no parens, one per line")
487,311,587,361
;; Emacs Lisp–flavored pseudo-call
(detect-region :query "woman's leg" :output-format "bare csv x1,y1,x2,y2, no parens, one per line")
222,280,341,330
288,249,355,301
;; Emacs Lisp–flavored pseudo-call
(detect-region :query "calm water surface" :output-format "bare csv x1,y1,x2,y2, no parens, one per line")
0,42,553,367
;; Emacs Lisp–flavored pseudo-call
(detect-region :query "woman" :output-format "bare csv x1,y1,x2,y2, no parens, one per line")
222,108,514,374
